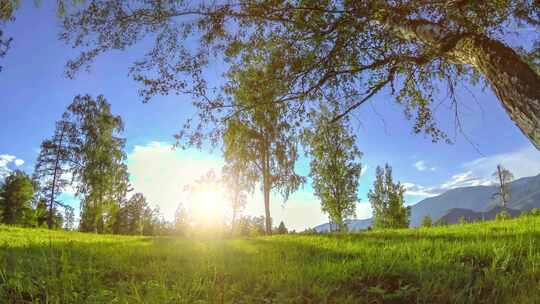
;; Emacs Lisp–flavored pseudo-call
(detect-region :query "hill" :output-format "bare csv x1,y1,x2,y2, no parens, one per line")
315,173,540,231
2,216,540,303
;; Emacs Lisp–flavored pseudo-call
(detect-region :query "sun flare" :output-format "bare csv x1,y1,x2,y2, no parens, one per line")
188,185,229,226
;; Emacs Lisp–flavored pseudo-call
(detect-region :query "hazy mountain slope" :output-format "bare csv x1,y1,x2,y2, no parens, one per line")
314,174,540,231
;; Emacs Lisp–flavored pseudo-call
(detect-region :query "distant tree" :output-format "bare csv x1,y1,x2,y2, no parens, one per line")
492,165,514,207
174,202,190,237
34,115,79,229
66,95,129,233
222,62,304,235
369,164,410,229
34,198,48,227
222,161,252,237
0,170,35,226
421,216,433,228
303,106,362,232
496,210,511,221
113,193,151,235
275,221,288,235
236,215,266,237
458,216,467,225
64,206,75,230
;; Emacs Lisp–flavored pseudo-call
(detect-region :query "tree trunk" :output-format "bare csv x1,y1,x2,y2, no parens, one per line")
262,141,272,235
450,35,540,150
394,20,540,150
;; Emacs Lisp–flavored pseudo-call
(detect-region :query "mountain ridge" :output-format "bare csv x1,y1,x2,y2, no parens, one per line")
314,173,540,232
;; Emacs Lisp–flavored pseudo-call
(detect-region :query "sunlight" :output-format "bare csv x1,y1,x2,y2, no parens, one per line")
189,185,229,226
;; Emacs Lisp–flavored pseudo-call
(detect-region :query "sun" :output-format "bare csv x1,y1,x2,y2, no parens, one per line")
189,185,229,226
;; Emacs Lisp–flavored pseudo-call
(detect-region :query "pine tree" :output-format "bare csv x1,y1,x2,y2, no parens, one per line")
369,164,410,229
0,170,35,226
34,115,79,229
276,221,288,235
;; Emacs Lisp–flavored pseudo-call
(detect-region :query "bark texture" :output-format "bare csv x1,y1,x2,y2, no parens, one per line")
396,20,540,150
450,35,540,150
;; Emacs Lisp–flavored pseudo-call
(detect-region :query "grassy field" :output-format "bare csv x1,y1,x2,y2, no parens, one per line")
1,217,540,303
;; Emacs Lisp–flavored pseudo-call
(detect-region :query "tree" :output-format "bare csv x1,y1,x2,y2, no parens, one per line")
493,164,514,207
174,202,191,236
222,62,305,235
34,115,79,229
66,95,129,233
222,159,252,236
114,193,151,235
236,215,266,237
0,170,35,226
369,164,410,229
275,221,288,235
421,216,433,228
64,205,75,230
303,106,362,232
61,1,540,150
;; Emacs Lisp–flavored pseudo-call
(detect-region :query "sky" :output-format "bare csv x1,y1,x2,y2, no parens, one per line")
1,2,539,231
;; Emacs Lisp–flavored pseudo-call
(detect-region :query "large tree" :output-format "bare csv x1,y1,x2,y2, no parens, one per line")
302,106,362,232
60,1,540,149
34,116,79,229
222,62,305,235
0,170,35,226
369,164,410,229
66,94,129,233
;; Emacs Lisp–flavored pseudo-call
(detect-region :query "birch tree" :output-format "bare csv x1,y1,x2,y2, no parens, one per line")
60,1,540,149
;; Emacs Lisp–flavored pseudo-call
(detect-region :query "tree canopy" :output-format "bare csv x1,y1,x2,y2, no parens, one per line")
59,0,540,149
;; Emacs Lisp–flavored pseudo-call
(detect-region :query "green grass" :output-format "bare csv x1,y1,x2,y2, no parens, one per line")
1,217,540,303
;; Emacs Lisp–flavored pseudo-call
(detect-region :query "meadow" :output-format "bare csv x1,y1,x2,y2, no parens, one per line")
1,216,540,304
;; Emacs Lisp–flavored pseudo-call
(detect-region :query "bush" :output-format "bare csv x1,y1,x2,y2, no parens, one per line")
496,210,511,221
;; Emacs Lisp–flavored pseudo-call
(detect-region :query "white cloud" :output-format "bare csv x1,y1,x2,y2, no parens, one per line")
404,145,540,198
127,141,224,221
0,154,25,179
414,160,436,172
126,141,341,231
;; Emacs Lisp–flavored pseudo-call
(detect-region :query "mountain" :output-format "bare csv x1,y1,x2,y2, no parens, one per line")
314,174,540,232
313,218,372,233
437,206,522,225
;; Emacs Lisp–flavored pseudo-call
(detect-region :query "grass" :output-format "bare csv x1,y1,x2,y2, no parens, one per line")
1,217,540,303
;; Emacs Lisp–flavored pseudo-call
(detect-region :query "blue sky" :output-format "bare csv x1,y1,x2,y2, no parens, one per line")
1,2,539,230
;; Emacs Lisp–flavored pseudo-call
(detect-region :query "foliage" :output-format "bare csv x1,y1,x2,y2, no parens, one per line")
274,221,288,235
302,106,362,231
222,62,305,234
458,216,468,225
222,161,251,236
0,170,34,226
173,202,190,237
369,164,410,229
113,193,152,235
234,215,266,237
66,94,129,233
34,114,79,229
492,164,514,207
2,217,540,302
496,210,511,221
421,216,433,228
59,0,540,149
